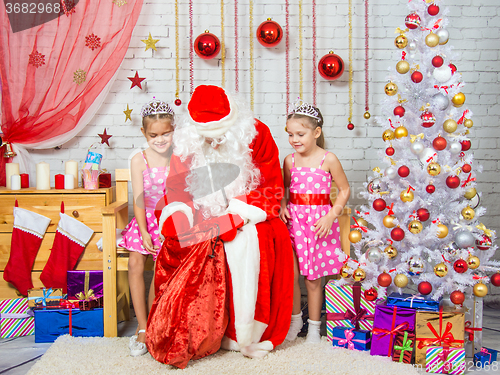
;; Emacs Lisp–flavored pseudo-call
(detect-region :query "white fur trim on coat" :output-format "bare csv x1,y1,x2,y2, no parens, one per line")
158,202,194,234
227,198,266,226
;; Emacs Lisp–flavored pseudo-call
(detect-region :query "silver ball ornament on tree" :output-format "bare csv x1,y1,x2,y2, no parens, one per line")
367,179,383,194
437,29,449,45
449,141,462,154
385,166,398,180
411,141,425,155
408,256,426,275
443,242,460,256
433,65,453,83
454,230,475,248
366,247,383,264
409,41,417,51
432,93,450,111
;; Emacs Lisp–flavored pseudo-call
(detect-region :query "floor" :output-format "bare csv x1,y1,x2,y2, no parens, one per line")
1,304,499,374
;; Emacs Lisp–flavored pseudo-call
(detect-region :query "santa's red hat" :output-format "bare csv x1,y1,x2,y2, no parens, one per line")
187,85,238,138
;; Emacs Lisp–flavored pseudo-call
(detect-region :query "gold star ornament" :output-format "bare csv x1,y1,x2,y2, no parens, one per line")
142,33,159,51
123,104,133,122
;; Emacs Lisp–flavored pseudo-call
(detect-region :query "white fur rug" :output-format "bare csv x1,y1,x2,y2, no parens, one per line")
27,335,424,375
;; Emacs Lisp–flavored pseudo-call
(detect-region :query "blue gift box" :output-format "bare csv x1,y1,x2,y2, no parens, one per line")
331,326,371,351
474,348,498,368
387,292,441,312
34,308,103,343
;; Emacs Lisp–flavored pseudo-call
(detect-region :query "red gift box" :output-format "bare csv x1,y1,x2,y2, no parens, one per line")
98,173,111,188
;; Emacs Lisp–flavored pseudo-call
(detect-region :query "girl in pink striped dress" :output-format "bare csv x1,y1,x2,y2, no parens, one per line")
279,102,350,344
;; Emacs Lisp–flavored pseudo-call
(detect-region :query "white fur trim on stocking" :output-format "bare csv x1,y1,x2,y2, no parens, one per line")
240,341,274,359
227,199,266,226
158,202,194,234
58,213,94,247
13,207,51,238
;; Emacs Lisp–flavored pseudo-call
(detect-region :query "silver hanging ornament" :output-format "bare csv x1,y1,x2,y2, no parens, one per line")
432,93,450,111
385,166,398,179
449,141,462,154
443,242,460,256
366,247,383,263
408,256,426,275
436,29,449,44
454,230,475,248
410,140,425,155
367,179,383,194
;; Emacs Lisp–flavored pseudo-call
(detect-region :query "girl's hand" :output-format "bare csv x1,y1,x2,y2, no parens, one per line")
142,232,159,255
279,206,291,224
313,214,336,239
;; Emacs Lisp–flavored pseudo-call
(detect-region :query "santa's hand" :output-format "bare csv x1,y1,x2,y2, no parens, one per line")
211,214,245,242
161,211,191,238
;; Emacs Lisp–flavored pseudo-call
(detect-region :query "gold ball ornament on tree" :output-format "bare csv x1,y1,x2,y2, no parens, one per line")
364,112,371,119
394,274,409,288
383,215,396,228
443,119,458,133
467,255,480,270
427,162,441,176
464,119,473,128
340,264,352,278
461,206,475,221
400,189,414,203
473,282,488,297
408,220,423,234
357,218,369,228
394,35,408,49
464,187,477,200
425,31,440,47
396,60,410,74
434,262,448,277
452,92,466,107
437,224,449,238
384,245,398,258
382,129,395,142
385,82,398,96
349,230,362,243
394,126,409,139
353,268,367,282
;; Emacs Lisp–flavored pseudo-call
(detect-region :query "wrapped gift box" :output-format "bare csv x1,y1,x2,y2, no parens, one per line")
387,292,442,312
331,326,371,351
426,346,466,374
0,298,34,338
325,281,377,341
392,330,415,364
474,348,498,368
27,288,65,308
34,307,103,343
98,173,111,188
67,270,103,300
415,307,464,366
370,304,416,357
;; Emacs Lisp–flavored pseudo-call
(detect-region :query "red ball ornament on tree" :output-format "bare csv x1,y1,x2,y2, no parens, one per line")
256,19,283,47
446,175,460,189
476,235,492,251
491,273,500,287
347,122,354,130
398,165,410,178
450,290,465,305
405,13,421,29
386,147,395,156
453,259,468,273
428,4,440,16
174,98,182,106
394,106,405,117
461,140,471,151
462,164,471,173
433,136,447,151
318,52,345,80
377,272,392,287
417,208,430,222
411,70,423,83
373,198,387,212
364,288,378,302
449,63,457,74
421,110,436,128
426,184,436,194
418,281,433,295
432,55,444,68
194,31,221,59
391,227,405,241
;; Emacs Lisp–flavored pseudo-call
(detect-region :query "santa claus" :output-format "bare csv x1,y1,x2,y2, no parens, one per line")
147,85,294,368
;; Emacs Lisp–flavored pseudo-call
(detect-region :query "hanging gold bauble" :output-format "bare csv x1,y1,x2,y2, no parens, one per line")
434,262,448,277
385,82,398,96
427,162,441,176
384,245,398,258
452,92,466,107
473,282,488,297
382,129,395,141
464,119,473,128
425,31,440,47
464,187,477,200
461,206,475,220
394,274,409,288
394,35,408,49
396,60,410,74
437,224,449,238
341,264,352,278
357,218,369,228
400,189,414,202
467,255,480,269
363,112,371,119
408,220,423,234
443,119,458,133
383,215,396,228
394,126,409,139
348,230,362,243
353,268,367,282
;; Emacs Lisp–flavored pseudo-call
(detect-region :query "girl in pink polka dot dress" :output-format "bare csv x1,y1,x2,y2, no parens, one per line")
118,98,174,356
280,102,350,344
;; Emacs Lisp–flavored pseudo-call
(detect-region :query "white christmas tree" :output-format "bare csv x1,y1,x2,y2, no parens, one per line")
341,0,500,303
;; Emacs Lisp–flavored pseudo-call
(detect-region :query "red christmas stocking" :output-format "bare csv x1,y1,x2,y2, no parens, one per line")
40,213,94,293
3,206,51,296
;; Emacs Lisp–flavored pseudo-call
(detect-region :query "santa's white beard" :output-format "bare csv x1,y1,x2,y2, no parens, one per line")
173,111,261,219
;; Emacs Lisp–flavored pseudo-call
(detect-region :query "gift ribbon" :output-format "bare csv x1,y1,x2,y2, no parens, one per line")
326,284,374,330
394,331,413,363
464,321,482,342
0,310,34,319
28,288,63,306
76,271,95,301
438,348,453,374
332,328,370,351
372,306,410,357
402,294,425,308
417,307,464,350
351,218,368,233
480,348,492,363
476,223,495,238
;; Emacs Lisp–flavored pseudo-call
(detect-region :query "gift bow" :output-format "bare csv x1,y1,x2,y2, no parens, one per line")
332,328,370,351
464,321,482,342
438,348,453,375
76,289,95,301
403,294,425,308
417,308,464,349
480,348,492,363
28,288,63,306
394,331,413,363
59,300,79,309
476,223,495,238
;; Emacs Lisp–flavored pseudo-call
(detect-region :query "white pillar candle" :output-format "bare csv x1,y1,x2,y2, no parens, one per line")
10,174,21,190
5,163,20,190
36,162,50,190
65,160,79,188
64,174,75,189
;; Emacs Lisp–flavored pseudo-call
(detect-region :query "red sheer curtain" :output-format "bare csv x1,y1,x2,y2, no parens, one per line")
0,0,144,185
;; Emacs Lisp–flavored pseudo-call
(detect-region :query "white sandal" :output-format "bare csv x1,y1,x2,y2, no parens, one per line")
130,329,148,357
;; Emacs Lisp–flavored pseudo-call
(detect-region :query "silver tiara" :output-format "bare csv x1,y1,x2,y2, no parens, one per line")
141,98,175,118
288,99,320,121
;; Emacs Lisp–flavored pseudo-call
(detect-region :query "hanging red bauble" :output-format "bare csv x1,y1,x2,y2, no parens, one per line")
398,165,410,178
461,140,471,151
377,272,392,287
364,288,378,301
318,52,345,80
393,106,405,117
347,122,354,130
426,184,436,194
449,63,457,74
450,290,465,305
462,164,471,173
453,259,468,273
476,235,492,250
421,110,436,128
256,19,283,47
417,208,430,222
386,147,395,156
428,4,440,16
432,55,444,67
418,281,433,295
405,13,421,29
446,175,460,189
491,273,500,287
433,136,447,151
373,198,387,211
194,31,221,59
411,70,423,83
174,98,182,106
391,227,405,241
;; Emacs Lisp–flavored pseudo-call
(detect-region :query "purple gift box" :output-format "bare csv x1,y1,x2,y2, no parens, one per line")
370,304,416,358
66,271,103,300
